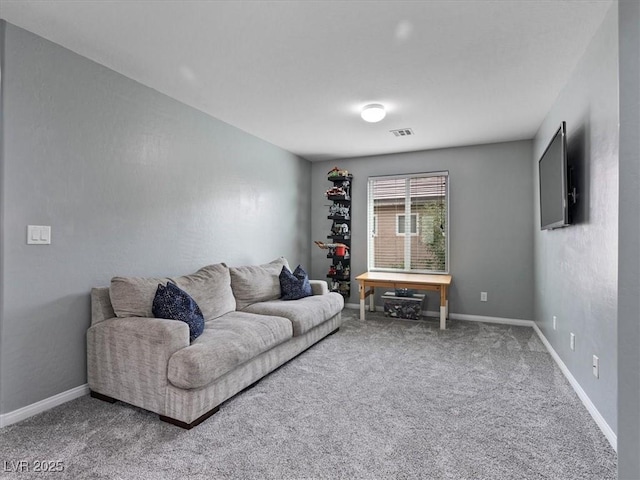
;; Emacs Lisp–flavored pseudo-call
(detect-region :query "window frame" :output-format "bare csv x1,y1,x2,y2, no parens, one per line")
367,171,450,274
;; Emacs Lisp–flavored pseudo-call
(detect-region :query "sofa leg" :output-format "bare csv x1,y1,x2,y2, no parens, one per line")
90,390,117,404
241,378,262,393
159,405,220,430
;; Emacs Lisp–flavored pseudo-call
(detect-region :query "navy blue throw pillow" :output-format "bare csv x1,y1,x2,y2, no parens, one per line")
152,282,205,342
279,265,312,300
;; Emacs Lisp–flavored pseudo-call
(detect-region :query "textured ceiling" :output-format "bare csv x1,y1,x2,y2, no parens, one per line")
0,0,613,161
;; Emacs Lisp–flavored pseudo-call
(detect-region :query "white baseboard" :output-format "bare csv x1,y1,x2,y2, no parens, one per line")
345,304,534,327
0,384,89,428
532,323,617,451
446,312,534,327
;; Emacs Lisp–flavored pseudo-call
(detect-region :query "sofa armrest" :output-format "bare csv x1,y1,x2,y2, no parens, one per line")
309,280,329,295
87,316,189,414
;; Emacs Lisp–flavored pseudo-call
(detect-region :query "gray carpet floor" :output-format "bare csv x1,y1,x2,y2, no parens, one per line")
0,310,616,479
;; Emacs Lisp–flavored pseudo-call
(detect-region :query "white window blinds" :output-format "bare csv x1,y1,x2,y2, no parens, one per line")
367,172,449,273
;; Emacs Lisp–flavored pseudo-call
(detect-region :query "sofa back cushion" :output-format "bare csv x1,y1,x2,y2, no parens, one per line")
229,257,290,310
173,264,236,321
110,263,235,322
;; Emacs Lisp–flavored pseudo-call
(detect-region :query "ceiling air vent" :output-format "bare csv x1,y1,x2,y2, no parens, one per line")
390,128,414,137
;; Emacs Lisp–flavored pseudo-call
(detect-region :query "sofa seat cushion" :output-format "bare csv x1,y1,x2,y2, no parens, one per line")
243,292,344,336
167,311,293,389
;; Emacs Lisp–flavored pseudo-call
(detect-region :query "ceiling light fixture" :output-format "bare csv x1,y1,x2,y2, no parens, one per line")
361,104,386,123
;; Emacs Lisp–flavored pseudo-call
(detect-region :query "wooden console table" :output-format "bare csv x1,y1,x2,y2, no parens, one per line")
355,272,452,329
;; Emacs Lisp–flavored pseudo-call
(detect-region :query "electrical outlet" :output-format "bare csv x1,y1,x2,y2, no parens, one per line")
480,292,487,302
592,355,599,378
570,333,576,351
553,316,557,330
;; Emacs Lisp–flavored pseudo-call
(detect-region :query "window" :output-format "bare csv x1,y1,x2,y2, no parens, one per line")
367,172,448,273
396,214,418,235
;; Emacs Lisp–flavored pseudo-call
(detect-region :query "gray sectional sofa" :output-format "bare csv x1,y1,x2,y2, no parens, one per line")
87,257,344,428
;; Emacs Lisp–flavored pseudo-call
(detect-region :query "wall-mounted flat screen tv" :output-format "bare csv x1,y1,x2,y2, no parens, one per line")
538,121,571,230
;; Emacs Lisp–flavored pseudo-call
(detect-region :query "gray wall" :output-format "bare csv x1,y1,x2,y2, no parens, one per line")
0,22,311,414
311,141,534,321
532,4,618,435
618,0,640,477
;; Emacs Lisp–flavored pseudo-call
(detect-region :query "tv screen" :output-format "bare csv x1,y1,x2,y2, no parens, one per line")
538,122,570,230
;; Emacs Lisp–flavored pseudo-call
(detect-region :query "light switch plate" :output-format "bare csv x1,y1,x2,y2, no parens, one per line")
27,225,51,245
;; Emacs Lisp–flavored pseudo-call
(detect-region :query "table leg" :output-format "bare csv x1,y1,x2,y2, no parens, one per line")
369,286,375,312
440,287,447,330
359,283,366,320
